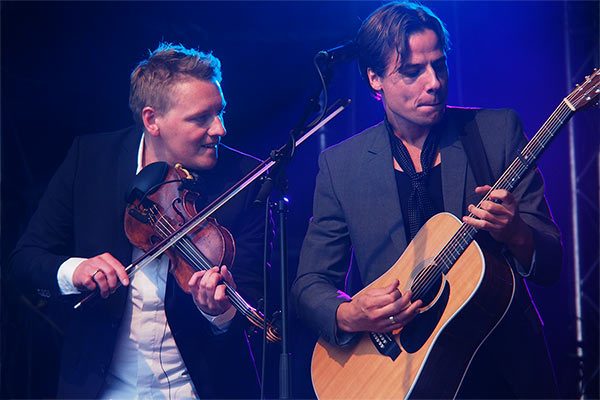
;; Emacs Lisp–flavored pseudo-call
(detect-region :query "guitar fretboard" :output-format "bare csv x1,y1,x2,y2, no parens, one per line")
412,100,577,300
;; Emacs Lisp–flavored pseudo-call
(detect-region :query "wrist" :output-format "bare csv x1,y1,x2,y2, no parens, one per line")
336,301,356,333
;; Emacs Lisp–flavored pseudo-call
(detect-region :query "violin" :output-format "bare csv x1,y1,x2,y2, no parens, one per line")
124,162,235,295
77,161,281,343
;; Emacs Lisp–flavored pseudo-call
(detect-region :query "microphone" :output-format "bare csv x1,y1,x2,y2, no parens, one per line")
315,41,358,65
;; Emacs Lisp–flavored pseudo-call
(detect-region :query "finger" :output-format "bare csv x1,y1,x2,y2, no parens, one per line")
474,185,492,195
191,271,211,309
360,289,401,311
487,189,514,204
95,266,118,294
386,300,423,330
364,280,402,306
202,267,223,290
200,268,222,309
214,284,229,304
463,214,495,232
81,268,98,291
100,253,130,287
383,279,400,294
467,204,502,225
477,198,503,212
220,265,237,290
188,270,206,288
91,270,110,298
95,253,127,292
378,290,416,319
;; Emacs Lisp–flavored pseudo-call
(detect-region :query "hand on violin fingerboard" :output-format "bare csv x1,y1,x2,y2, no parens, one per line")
189,265,235,316
72,253,130,298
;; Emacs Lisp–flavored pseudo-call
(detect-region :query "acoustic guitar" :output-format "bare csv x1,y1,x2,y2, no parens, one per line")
311,68,600,399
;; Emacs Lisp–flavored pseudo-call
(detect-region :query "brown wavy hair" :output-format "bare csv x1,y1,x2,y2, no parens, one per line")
356,1,450,98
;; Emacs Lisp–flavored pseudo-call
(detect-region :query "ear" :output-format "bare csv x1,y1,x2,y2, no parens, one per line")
142,107,160,137
367,68,383,92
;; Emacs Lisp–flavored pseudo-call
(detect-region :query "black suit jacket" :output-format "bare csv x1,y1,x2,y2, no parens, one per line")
9,126,269,399
291,107,562,397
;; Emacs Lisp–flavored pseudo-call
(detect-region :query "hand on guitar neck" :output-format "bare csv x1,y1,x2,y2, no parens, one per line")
336,279,423,333
462,185,535,267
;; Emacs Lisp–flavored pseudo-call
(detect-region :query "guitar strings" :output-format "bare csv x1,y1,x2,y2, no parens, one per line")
409,97,579,301
413,89,588,299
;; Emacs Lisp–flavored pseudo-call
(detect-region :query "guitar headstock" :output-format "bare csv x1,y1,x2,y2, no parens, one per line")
567,68,600,111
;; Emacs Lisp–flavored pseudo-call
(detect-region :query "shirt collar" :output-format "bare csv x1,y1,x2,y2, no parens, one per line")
136,132,145,174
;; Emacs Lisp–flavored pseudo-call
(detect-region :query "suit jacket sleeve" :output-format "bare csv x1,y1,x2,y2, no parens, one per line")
291,151,355,345
480,109,563,286
8,138,80,299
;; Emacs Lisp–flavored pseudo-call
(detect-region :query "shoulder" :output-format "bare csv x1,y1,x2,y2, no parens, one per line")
69,126,141,161
446,106,518,122
321,121,386,160
445,106,523,149
75,125,142,145
446,106,520,129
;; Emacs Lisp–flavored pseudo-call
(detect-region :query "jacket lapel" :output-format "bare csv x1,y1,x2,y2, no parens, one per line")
115,127,141,264
361,123,408,258
440,113,468,218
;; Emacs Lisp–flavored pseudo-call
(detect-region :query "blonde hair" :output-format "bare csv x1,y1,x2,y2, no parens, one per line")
129,42,222,126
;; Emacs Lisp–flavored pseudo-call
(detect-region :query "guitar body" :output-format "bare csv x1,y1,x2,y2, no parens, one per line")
311,213,515,399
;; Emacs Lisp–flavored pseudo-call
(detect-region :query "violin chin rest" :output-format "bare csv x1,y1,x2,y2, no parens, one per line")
126,161,170,203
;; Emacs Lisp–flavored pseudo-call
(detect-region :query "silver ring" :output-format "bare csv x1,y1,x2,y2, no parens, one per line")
388,315,395,323
92,270,101,278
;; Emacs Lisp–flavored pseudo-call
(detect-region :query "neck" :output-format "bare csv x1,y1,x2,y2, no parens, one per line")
388,121,430,149
142,134,163,168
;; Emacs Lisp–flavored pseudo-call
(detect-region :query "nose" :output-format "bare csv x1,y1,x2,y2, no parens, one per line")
424,65,442,92
208,114,227,138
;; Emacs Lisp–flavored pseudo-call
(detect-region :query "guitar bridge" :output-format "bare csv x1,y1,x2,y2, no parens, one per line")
369,331,401,361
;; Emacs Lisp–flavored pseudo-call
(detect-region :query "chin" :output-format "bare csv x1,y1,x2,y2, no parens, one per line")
193,157,218,171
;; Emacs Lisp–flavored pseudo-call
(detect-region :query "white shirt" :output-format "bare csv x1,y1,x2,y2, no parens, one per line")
57,133,236,399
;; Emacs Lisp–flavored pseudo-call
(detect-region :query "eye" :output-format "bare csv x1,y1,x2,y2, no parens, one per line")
399,67,421,79
194,115,211,124
433,60,448,75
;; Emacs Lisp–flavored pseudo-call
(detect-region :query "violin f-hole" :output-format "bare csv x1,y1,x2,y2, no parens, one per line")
171,198,186,226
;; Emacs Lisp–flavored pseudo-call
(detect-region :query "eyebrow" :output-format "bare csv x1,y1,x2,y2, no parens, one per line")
401,54,447,69
188,101,227,120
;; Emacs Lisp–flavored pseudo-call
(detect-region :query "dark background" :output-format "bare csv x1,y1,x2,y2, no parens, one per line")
1,1,598,398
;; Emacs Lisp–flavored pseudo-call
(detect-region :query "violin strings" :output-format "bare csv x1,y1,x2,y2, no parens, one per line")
147,206,270,331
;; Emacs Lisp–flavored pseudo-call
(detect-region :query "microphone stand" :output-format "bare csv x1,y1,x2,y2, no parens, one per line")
254,58,340,399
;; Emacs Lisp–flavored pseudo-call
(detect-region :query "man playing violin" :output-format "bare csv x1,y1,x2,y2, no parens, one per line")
292,2,562,398
9,43,270,399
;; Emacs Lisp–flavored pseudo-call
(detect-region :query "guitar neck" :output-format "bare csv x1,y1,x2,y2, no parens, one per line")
435,100,575,274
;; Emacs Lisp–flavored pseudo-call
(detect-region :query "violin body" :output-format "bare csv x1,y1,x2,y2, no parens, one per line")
124,162,235,293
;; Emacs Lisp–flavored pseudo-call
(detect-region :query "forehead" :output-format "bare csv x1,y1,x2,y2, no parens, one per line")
406,29,443,61
167,78,225,111
386,29,444,69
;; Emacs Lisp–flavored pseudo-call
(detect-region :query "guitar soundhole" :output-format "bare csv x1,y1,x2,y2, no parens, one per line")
411,267,444,309
400,283,450,353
